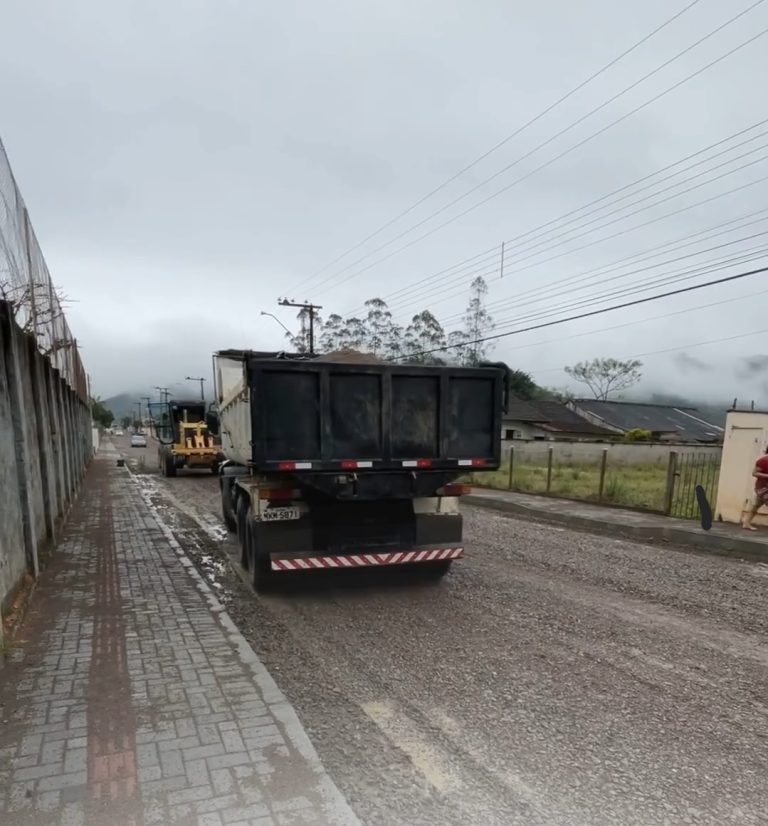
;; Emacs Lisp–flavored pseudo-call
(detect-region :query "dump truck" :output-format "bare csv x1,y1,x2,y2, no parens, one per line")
208,350,505,590
149,398,221,477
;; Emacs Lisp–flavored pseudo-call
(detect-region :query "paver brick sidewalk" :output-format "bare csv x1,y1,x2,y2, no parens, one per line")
0,450,357,826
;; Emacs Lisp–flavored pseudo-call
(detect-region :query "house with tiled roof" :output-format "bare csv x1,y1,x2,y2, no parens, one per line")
503,397,617,441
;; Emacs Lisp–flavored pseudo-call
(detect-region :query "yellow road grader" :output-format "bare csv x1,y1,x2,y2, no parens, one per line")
150,398,222,477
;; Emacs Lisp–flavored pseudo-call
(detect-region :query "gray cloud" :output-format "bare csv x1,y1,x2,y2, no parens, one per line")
0,0,767,408
672,351,712,374
736,354,768,378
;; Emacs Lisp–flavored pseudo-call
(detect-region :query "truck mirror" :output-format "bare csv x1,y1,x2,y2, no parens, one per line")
206,411,220,436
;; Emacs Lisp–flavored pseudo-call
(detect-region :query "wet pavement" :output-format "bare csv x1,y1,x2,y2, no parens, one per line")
112,433,768,825
0,443,357,826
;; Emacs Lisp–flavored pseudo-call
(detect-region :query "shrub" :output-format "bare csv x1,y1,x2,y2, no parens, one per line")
624,428,652,442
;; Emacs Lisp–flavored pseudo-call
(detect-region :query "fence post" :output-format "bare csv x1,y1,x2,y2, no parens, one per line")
507,445,514,490
546,446,554,494
598,448,608,502
664,450,679,515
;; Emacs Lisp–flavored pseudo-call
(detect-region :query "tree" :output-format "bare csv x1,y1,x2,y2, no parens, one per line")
535,385,574,402
403,311,446,364
1,277,75,358
446,330,471,365
319,314,346,352
363,298,394,356
286,307,322,354
506,369,538,400
564,358,643,400
91,397,114,429
120,415,132,429
462,276,494,365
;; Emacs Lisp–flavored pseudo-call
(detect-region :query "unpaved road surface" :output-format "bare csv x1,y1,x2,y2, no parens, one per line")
117,435,768,825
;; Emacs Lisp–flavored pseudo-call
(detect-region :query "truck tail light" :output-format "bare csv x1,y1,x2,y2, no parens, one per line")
439,484,470,496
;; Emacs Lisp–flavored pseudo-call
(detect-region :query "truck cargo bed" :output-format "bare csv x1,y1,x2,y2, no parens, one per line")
216,352,504,473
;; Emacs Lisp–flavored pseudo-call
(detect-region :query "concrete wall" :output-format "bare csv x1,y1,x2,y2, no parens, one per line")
0,302,92,615
502,439,722,466
715,410,768,526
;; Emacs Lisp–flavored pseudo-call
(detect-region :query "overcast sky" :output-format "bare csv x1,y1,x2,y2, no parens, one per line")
2,0,768,405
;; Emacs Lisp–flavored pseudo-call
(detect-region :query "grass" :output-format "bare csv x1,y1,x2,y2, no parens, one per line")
471,460,670,512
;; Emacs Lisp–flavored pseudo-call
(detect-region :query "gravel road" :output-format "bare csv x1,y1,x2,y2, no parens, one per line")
118,436,768,825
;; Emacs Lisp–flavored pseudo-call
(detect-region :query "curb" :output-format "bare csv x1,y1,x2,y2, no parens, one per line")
467,494,768,562
118,449,360,826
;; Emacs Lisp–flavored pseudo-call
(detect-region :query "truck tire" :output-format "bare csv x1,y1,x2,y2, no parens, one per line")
220,478,237,533
236,495,249,569
164,450,177,478
420,560,452,580
245,507,273,593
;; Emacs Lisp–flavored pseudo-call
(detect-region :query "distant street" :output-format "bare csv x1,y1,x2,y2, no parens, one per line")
120,433,768,826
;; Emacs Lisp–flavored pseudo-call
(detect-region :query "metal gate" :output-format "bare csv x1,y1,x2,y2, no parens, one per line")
668,451,721,519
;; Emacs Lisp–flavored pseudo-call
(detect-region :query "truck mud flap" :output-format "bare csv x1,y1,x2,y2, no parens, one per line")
270,547,463,571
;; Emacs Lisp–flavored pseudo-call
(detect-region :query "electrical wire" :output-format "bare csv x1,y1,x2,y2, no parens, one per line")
435,209,768,326
368,118,768,315
286,0,704,295
484,244,768,332
386,143,768,316
396,264,768,359
412,172,768,322
309,4,768,297
488,285,768,357
530,324,768,375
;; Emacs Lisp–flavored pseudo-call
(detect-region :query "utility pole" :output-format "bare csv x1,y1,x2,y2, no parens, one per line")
135,402,143,431
154,386,169,404
141,395,152,425
278,298,323,355
185,376,206,401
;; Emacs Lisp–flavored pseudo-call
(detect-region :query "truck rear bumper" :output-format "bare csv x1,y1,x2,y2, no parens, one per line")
270,546,463,571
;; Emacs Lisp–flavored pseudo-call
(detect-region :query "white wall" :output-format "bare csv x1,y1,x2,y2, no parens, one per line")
715,410,768,525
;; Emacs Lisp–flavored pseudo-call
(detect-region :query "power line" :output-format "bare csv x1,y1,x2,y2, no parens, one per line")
368,118,768,316
436,210,768,327
484,244,768,333
397,265,768,359
531,324,768,375
286,0,704,295
310,3,768,297
407,133,768,318
492,285,768,356
418,172,768,323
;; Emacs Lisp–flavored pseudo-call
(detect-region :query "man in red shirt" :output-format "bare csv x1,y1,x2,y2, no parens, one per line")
742,449,768,530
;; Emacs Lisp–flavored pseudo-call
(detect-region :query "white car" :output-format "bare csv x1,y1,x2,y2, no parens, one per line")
115,429,124,437
130,434,147,448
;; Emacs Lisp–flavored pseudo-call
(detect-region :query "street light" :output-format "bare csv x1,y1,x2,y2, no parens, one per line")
260,311,291,336
185,376,206,401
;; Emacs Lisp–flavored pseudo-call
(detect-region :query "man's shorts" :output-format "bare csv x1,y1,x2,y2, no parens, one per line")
753,487,768,507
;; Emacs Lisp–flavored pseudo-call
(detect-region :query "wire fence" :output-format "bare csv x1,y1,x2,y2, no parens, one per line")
474,446,721,520
0,137,87,401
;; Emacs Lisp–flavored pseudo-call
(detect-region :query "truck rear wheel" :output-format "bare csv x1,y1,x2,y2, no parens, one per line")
236,495,249,569
245,508,273,593
220,478,237,533
419,560,453,580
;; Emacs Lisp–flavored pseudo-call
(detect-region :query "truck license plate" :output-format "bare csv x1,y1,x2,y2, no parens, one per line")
261,507,300,522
